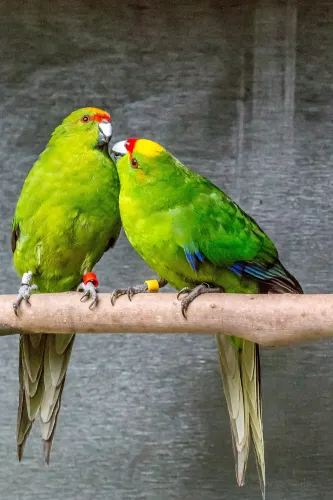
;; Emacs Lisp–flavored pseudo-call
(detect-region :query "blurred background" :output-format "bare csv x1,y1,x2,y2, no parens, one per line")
1,0,333,498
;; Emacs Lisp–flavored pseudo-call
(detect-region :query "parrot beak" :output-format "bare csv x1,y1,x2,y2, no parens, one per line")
97,119,113,146
111,140,127,156
110,140,127,161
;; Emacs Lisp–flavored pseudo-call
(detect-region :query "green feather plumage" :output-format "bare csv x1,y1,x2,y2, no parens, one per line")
12,108,121,460
115,138,303,497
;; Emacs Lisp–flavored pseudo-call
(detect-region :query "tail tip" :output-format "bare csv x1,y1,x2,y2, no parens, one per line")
43,440,52,465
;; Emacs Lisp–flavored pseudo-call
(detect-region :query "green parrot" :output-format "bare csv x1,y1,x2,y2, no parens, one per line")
12,107,121,462
110,137,303,497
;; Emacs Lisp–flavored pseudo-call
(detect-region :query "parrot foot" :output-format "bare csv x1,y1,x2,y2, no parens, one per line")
77,272,99,310
111,283,148,305
13,271,38,316
111,278,168,306
177,283,224,319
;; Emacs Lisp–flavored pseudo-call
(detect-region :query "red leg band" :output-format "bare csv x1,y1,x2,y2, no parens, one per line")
83,272,99,288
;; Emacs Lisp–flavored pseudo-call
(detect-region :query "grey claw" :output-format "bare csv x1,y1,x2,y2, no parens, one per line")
177,287,191,300
110,292,117,306
89,297,98,309
89,297,98,310
179,283,222,319
78,281,98,309
181,301,188,319
13,272,38,315
111,283,149,306
180,294,197,318
13,302,20,316
110,289,127,306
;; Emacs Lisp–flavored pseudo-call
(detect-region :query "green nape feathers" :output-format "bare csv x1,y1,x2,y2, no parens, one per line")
12,107,121,461
112,137,303,498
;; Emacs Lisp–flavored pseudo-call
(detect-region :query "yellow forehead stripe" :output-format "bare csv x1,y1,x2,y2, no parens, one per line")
136,139,165,158
85,107,106,114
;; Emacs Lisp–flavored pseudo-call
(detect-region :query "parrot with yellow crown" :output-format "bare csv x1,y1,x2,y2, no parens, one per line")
110,137,303,498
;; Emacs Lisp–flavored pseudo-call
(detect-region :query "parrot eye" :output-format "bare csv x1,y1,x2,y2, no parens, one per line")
81,115,90,123
131,158,139,169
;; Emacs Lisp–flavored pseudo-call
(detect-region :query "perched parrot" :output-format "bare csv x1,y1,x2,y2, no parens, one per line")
109,138,303,497
12,107,121,462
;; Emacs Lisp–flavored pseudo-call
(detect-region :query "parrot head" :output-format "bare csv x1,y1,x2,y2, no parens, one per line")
111,138,180,187
51,107,113,149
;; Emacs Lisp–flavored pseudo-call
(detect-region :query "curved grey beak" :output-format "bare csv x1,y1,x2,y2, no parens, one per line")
97,119,113,146
111,140,127,157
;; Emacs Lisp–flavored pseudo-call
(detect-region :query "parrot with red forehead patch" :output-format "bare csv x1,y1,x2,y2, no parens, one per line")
12,107,121,461
110,137,303,498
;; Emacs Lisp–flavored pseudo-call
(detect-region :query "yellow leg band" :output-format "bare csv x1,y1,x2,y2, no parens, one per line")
144,279,160,293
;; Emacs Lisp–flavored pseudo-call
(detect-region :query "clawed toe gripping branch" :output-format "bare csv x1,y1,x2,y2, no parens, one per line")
177,283,225,318
110,278,167,306
77,272,99,309
13,271,38,315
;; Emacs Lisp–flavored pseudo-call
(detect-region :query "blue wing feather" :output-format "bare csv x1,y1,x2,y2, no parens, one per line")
183,246,302,293
229,262,286,280
229,261,302,293
184,247,205,272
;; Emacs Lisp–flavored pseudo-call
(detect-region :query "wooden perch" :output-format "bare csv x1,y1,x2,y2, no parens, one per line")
0,292,332,346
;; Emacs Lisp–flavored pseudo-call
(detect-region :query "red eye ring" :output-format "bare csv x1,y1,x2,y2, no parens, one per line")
131,158,139,168
81,115,90,123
